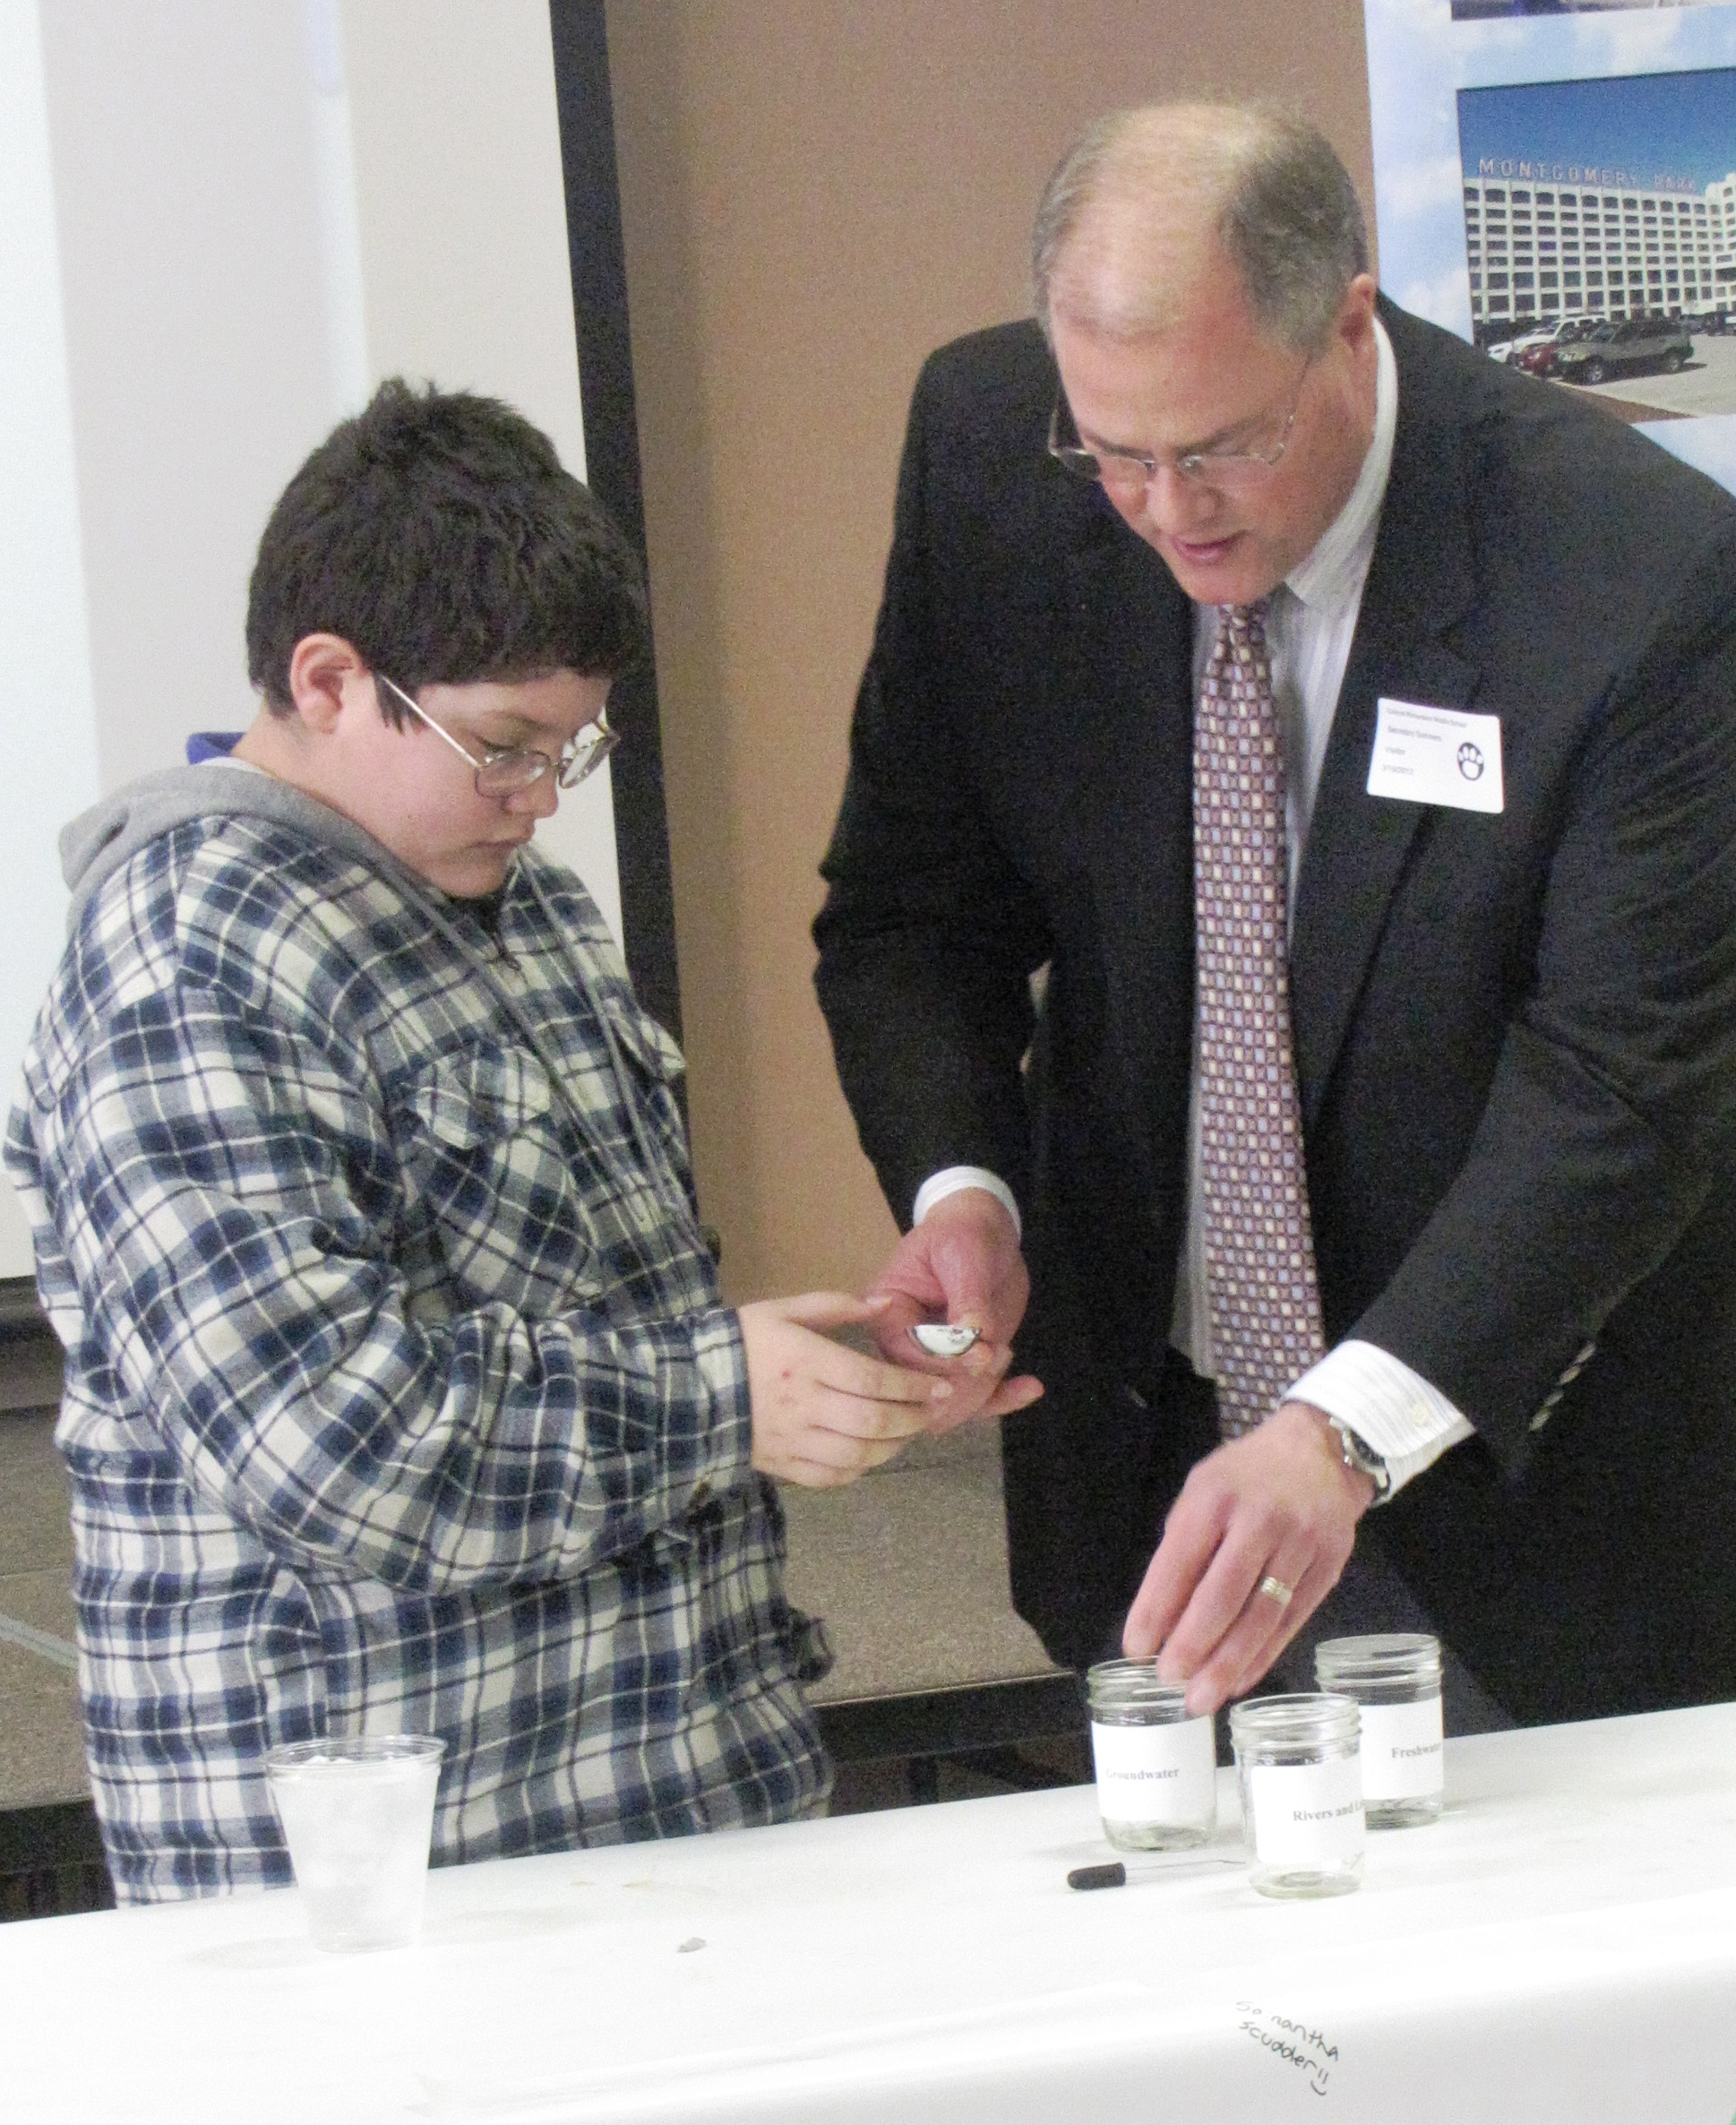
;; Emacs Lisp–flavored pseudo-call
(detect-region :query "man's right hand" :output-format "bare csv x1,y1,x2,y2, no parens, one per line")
864,1189,1042,1429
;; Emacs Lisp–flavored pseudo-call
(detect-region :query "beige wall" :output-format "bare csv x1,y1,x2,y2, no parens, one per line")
606,0,1375,1303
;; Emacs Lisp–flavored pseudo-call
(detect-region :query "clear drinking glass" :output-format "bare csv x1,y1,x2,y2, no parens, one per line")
266,1735,445,1952
1086,1659,1217,1851
1230,1693,1365,1898
1315,1632,1444,1828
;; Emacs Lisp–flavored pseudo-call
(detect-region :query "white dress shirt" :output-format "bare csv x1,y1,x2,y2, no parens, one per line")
919,317,1474,1495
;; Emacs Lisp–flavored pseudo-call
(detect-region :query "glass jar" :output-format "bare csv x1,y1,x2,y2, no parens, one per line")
1086,1659,1217,1851
1314,1632,1444,1828
1229,1693,1364,1898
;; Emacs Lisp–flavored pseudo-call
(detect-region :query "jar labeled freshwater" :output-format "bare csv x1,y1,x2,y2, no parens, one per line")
1086,1660,1216,1851
1229,1693,1365,1897
1315,1633,1444,1828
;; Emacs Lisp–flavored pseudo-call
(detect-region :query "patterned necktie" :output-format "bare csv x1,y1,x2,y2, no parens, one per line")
1193,600,1327,1439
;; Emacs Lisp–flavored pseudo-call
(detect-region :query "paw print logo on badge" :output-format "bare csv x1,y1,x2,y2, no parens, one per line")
1457,742,1485,782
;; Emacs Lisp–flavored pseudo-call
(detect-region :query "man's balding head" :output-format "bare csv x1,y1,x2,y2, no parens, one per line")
1032,104,1368,356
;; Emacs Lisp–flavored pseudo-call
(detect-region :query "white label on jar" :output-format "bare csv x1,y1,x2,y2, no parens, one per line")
1356,1695,1444,1802
1247,1756,1365,1868
1090,1716,1216,1828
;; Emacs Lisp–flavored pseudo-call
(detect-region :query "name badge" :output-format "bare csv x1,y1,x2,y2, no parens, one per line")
1367,699,1504,814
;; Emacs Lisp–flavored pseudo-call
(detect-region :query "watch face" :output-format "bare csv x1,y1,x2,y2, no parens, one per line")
1333,1423,1389,1494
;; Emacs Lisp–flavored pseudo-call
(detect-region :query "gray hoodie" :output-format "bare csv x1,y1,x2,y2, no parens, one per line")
60,761,444,933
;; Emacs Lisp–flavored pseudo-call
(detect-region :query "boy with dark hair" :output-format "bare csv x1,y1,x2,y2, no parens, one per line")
6,382,972,1901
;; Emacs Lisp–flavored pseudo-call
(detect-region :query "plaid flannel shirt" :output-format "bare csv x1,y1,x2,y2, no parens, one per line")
6,777,829,1901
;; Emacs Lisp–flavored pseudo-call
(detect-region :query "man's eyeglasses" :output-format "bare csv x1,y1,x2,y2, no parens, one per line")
374,672,619,798
1046,358,1311,495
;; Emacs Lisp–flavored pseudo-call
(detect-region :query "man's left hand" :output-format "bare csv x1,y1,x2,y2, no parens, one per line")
1122,1401,1374,1715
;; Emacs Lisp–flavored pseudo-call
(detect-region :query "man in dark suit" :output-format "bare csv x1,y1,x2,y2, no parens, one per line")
812,103,1736,1726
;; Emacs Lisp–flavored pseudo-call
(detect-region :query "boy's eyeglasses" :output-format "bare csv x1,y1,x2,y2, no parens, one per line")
374,672,619,797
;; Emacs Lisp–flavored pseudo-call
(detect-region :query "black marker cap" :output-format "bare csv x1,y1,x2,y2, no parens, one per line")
1066,1861,1128,1891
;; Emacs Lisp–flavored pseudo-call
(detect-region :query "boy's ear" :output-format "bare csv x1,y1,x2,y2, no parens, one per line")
287,634,371,733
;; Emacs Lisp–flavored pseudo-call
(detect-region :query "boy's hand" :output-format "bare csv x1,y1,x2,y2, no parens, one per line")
740,1294,955,1487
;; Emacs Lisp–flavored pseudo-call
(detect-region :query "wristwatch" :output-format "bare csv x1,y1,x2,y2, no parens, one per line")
1328,1416,1391,1502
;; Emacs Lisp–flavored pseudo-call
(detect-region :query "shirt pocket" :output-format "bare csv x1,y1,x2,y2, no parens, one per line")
408,1046,554,1151
394,1045,602,1312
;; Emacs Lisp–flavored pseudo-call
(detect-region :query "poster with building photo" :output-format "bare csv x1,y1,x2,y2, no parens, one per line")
1364,0,1736,489
1462,73,1736,366
1454,2,1724,20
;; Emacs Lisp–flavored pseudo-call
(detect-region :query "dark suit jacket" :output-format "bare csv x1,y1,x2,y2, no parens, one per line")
814,298,1736,1722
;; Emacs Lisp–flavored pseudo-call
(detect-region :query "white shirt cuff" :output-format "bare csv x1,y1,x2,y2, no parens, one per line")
1285,1339,1475,1499
912,1166,1021,1240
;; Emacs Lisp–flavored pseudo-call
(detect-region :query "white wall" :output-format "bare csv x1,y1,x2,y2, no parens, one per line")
1,0,619,1278
35,0,338,796
339,0,622,921
0,0,103,1277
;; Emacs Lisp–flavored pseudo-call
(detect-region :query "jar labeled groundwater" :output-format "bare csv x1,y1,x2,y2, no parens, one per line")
1229,1693,1365,1898
1086,1660,1217,1851
1315,1632,1444,1829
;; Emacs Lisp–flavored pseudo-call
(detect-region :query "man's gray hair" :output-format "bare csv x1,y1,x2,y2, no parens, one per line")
1031,104,1370,352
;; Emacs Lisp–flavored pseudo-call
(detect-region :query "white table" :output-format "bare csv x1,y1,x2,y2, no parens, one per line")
4,1702,1736,2123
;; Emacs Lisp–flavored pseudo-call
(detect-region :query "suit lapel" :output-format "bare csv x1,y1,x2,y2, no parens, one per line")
1290,314,1482,1121
1059,514,1195,936
1056,509,1197,1182
1059,517,1194,781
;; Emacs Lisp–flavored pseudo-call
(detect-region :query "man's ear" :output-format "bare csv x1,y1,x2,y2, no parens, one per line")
287,634,371,734
1336,272,1379,360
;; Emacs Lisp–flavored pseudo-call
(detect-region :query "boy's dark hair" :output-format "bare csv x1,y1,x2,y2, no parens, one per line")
246,379,649,717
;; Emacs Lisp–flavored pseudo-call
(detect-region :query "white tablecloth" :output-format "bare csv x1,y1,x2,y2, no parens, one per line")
4,1702,1735,2123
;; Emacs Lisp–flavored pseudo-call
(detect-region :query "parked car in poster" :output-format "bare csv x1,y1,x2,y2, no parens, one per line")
1552,315,1693,386
1486,313,1600,366
1511,318,1603,378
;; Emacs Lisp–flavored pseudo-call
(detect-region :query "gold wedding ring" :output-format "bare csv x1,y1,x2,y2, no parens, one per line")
1256,1574,1295,1609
